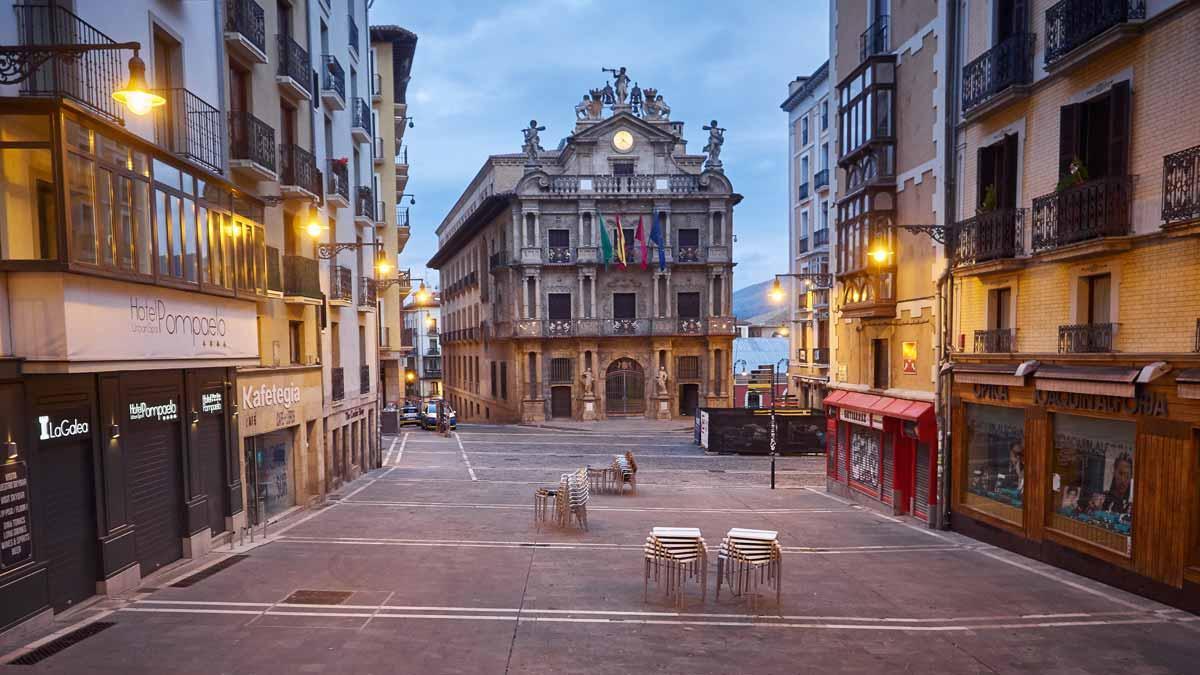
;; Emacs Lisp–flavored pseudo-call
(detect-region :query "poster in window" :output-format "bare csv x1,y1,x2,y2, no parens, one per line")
901,341,918,375
849,426,880,489
965,404,1026,509
1051,414,1134,545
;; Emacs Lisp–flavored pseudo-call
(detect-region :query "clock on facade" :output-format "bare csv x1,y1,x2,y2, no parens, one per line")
612,130,634,152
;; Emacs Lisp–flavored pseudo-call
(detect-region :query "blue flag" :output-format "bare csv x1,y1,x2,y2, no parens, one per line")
649,212,666,271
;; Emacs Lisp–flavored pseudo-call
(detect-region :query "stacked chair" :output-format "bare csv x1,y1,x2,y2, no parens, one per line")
716,528,782,609
534,468,589,530
613,451,638,494
643,527,709,608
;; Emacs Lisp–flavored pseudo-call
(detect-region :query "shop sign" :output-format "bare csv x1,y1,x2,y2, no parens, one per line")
275,409,297,428
129,399,179,422
699,412,710,449
201,392,223,414
1034,390,1168,418
344,407,366,421
0,461,32,569
902,341,918,375
973,384,1009,401
242,383,302,410
37,415,90,441
840,407,884,430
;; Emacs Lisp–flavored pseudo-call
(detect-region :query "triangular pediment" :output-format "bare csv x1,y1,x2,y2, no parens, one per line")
569,111,679,145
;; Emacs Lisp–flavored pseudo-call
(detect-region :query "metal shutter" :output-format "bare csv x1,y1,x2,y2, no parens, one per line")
197,405,228,536
40,442,99,612
126,391,184,575
914,442,931,519
881,436,894,505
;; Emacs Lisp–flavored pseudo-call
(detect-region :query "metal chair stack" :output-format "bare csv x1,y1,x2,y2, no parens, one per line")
613,451,637,494
563,467,589,530
643,527,708,608
716,528,782,609
587,465,615,494
535,469,589,530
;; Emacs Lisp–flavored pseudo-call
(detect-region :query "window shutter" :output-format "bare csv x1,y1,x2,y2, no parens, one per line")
1058,103,1080,179
977,145,997,211
1108,80,1131,177
1000,133,1020,209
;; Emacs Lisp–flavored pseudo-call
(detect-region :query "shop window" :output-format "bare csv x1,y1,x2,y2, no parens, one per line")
964,404,1026,525
849,424,881,492
1049,414,1135,556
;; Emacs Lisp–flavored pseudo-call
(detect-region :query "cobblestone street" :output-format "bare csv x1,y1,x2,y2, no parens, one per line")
2,424,1197,674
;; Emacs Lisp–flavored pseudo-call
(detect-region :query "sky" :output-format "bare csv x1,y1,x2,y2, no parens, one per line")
370,0,829,291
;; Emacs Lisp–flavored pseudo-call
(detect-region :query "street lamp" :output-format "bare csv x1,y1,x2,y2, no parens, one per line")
111,52,165,115
399,193,416,206
0,40,164,116
733,359,748,377
777,325,790,337
766,273,834,304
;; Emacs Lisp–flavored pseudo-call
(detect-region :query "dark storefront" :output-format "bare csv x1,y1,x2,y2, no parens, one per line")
951,359,1200,612
823,390,938,521
0,367,241,633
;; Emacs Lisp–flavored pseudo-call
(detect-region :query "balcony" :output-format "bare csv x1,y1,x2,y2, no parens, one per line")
860,15,889,62
797,237,809,254
372,137,384,166
326,159,350,208
812,228,829,248
348,14,360,57
351,97,371,144
798,182,810,201
279,144,321,200
153,89,224,175
1044,0,1145,72
677,246,702,263
974,328,1016,353
320,54,346,110
395,144,409,193
372,73,383,103
1163,145,1200,226
678,318,703,335
266,246,283,296
329,265,353,305
836,210,896,319
14,4,126,123
489,251,509,271
542,174,701,196
812,347,830,365
1031,176,1131,258
276,34,311,101
962,33,1035,118
548,247,573,264
951,208,1026,271
359,277,377,310
224,0,267,64
355,186,376,226
332,367,345,402
229,111,276,180
814,168,829,191
1058,323,1116,353
283,254,321,303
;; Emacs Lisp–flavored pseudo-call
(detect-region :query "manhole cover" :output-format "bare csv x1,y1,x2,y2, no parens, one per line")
283,590,354,605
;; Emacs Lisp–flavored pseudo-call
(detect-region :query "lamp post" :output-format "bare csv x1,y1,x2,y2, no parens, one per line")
769,357,789,490
0,41,165,115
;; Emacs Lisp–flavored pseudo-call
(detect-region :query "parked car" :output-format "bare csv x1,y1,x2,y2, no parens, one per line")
399,404,421,426
420,400,457,430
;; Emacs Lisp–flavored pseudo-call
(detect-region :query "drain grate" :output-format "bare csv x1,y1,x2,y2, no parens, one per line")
282,589,353,605
170,554,249,588
708,469,727,473
8,621,116,665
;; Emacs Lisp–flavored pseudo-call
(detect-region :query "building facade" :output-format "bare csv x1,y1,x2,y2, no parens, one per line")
781,61,833,410
822,0,950,525
429,71,737,422
403,294,442,400
948,0,1200,611
369,25,416,408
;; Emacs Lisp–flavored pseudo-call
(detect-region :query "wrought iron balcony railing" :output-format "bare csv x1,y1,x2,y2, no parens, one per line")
812,228,829,248
14,4,125,122
1163,144,1200,226
277,34,310,93
974,328,1016,353
321,54,345,101
283,254,321,299
355,186,375,220
1044,0,1145,66
359,276,377,307
489,251,508,270
153,88,224,174
814,168,829,190
860,15,889,61
396,144,408,165
798,182,810,201
352,97,371,133
952,208,1025,267
229,110,275,173
1058,323,1116,353
280,143,321,196
330,265,353,303
1031,176,1130,253
962,33,1035,114
348,14,359,56
798,237,809,254
225,0,266,56
397,206,411,228
331,367,345,401
327,159,349,202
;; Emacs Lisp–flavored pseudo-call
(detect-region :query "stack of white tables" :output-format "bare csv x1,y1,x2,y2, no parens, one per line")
643,527,708,608
717,528,782,609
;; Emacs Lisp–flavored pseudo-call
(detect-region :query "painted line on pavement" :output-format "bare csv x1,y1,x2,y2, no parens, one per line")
0,610,116,665
453,441,704,448
972,548,1153,612
336,499,844,514
383,436,399,466
455,431,477,480
802,486,952,542
369,477,812,489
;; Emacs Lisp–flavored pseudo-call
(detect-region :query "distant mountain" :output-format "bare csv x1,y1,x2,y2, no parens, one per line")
732,279,776,322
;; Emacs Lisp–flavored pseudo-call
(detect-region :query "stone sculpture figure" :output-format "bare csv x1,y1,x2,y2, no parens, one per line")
582,367,595,395
642,89,671,120
630,82,643,115
603,66,630,104
702,120,726,169
600,81,615,105
587,88,605,119
522,119,546,162
655,366,669,396
574,94,591,120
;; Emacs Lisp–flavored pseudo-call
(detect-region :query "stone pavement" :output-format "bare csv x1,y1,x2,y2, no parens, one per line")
2,423,1198,673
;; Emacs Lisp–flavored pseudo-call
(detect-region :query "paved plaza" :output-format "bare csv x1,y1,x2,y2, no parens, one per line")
2,424,1198,674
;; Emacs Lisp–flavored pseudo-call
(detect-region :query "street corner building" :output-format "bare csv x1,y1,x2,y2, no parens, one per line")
428,69,739,423
0,0,403,636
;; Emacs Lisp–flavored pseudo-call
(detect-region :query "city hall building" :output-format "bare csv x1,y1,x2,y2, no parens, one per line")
430,70,737,422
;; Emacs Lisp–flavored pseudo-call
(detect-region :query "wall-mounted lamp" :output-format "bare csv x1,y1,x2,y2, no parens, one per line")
231,403,239,418
191,410,201,425
109,423,121,439
4,440,17,460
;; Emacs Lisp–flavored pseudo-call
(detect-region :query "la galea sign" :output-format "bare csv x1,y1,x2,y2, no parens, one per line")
61,276,257,361
38,415,90,441
129,399,179,423
242,383,302,410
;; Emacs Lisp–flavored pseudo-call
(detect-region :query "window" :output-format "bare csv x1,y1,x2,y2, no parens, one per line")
801,156,809,185
491,362,497,397
1079,273,1111,325
677,292,701,319
331,321,341,367
1058,81,1130,182
613,293,636,319
988,288,1012,330
548,293,572,320
500,362,508,400
612,161,634,176
821,100,829,130
1049,414,1135,555
821,143,829,171
550,358,572,383
548,229,570,248
838,60,895,160
801,211,809,239
0,115,58,261
801,116,809,146
871,338,889,389
977,134,1019,211
820,201,828,231
289,321,303,364
964,404,1026,525
677,228,700,248
677,355,700,379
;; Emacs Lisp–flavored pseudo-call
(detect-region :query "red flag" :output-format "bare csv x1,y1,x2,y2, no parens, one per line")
635,216,648,270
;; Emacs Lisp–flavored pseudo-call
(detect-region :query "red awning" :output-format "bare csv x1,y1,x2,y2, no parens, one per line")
822,390,934,423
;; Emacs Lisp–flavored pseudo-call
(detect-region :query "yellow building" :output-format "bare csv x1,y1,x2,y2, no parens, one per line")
949,0,1200,610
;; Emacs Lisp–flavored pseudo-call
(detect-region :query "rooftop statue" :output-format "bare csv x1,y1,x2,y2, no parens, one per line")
521,119,546,163
602,66,631,104
702,120,726,170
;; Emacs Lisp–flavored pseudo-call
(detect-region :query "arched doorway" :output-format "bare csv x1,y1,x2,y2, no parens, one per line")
605,357,645,416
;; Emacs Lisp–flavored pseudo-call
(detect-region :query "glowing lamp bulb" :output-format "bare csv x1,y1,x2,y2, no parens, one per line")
767,279,786,303
305,221,323,238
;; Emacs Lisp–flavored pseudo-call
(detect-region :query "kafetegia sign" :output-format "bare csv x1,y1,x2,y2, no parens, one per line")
242,383,302,410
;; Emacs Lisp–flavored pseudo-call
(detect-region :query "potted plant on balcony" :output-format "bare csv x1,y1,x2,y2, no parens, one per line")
1057,156,1089,192
977,184,998,215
